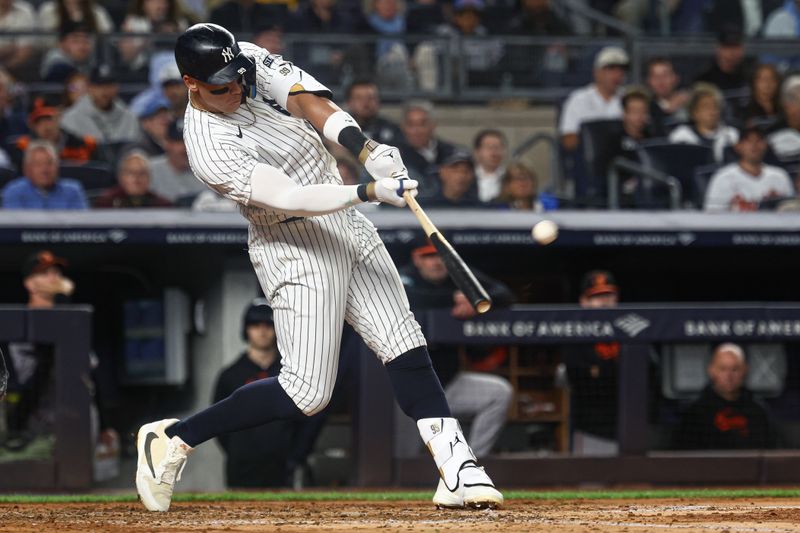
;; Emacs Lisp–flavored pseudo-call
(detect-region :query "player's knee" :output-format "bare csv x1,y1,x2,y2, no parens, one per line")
490,376,514,408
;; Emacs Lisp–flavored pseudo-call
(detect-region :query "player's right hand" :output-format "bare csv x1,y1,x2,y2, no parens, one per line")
374,177,418,208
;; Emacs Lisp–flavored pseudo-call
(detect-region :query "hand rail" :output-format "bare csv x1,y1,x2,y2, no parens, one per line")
608,157,682,210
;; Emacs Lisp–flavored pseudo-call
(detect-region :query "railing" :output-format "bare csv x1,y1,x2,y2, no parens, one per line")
608,157,682,210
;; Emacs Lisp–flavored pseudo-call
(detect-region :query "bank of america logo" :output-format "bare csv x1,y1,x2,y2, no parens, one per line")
614,314,650,337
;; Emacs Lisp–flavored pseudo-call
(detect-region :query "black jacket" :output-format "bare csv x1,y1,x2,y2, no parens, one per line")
673,385,777,450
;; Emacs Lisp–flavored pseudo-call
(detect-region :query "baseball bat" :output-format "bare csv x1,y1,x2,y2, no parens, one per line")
403,191,493,313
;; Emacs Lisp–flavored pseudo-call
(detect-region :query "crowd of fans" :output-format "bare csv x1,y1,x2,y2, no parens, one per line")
3,1,800,211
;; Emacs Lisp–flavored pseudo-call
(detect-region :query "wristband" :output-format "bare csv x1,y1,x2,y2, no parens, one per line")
356,183,370,202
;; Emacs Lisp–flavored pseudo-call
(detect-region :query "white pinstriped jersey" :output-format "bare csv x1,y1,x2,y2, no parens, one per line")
183,42,338,228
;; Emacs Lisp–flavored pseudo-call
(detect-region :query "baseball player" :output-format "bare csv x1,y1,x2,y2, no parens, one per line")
135,23,502,512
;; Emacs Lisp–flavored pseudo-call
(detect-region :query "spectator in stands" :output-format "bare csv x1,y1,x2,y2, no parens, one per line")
214,300,327,488
767,76,800,162
40,21,95,83
2,140,88,209
0,0,36,77
763,0,800,37
704,125,793,211
646,57,689,136
669,83,739,162
507,0,572,35
37,0,114,39
287,0,360,33
706,0,773,36
398,239,514,457
406,0,444,34
674,343,778,450
129,61,185,123
0,69,28,154
493,162,541,211
10,99,100,171
252,24,285,54
397,100,458,184
365,0,414,89
564,270,620,455
210,0,293,32
149,118,204,204
559,46,628,153
695,27,749,93
738,64,782,127
61,64,142,145
93,150,171,208
427,151,483,208
135,100,169,156
594,87,654,203
60,70,88,109
344,80,403,146
472,129,507,203
118,0,191,76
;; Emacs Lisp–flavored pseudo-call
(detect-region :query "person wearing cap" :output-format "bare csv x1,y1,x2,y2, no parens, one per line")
694,27,749,93
212,299,327,488
704,124,793,211
2,139,88,209
11,98,99,170
669,82,739,162
134,100,171,156
93,149,172,208
561,270,621,455
2,250,73,447
397,100,458,184
39,20,95,83
558,46,628,153
148,118,206,203
674,343,778,450
427,151,484,208
766,75,800,163
60,64,142,145
396,240,514,458
130,60,188,125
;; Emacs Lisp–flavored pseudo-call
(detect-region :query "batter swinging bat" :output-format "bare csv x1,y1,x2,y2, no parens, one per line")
402,191,493,313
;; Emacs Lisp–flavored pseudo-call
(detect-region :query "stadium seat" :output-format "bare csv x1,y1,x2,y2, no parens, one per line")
575,119,624,206
692,163,721,208
636,142,714,209
59,163,116,195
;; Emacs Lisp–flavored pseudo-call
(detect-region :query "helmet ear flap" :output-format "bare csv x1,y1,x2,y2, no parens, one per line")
242,57,257,99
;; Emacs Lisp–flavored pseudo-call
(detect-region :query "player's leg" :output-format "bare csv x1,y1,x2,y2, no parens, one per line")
344,231,503,509
444,371,513,457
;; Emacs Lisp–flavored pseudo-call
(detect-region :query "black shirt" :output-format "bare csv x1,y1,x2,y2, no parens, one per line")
673,385,777,450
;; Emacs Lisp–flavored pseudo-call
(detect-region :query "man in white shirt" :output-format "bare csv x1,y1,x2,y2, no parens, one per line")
767,76,800,162
472,129,507,202
558,46,628,152
705,125,794,211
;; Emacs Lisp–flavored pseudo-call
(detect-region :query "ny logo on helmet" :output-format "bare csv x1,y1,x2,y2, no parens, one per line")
221,47,234,63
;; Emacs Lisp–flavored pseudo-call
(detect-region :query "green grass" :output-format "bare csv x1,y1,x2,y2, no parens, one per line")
1,488,800,504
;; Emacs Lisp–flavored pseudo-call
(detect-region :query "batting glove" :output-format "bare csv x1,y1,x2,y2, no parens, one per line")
373,177,418,207
362,142,408,181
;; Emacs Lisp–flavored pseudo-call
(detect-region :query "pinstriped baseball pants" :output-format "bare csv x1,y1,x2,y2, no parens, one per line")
248,207,427,415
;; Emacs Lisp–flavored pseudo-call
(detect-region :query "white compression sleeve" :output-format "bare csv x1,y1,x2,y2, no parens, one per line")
248,162,364,216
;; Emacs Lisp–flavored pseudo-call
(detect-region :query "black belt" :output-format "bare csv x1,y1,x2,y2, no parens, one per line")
279,216,304,224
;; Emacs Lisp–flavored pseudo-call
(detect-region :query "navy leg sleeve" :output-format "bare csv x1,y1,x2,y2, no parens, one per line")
165,376,303,447
386,346,451,420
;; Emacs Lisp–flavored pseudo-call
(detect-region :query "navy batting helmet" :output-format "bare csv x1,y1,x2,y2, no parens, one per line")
241,298,274,341
175,23,256,97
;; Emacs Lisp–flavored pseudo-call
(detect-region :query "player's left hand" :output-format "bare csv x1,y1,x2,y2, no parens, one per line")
363,142,408,181
451,291,478,320
373,177,418,207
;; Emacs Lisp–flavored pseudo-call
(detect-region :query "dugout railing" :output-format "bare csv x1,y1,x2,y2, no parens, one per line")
0,307,93,490
355,304,800,487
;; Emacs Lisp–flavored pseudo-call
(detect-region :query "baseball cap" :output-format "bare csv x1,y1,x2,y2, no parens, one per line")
717,26,744,47
737,123,766,140
412,239,439,257
581,270,618,298
440,151,474,168
59,20,92,39
453,0,485,11
137,98,169,120
90,64,117,85
22,250,67,278
166,118,184,141
594,46,629,69
158,62,182,86
28,99,58,124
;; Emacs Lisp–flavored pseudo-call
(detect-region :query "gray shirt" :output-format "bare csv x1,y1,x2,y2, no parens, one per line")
149,154,206,202
61,95,141,144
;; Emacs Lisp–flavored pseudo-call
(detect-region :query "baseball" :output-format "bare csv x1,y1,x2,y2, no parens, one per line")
532,220,559,245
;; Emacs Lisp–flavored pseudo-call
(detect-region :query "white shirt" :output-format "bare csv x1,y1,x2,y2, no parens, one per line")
668,124,739,162
0,1,36,50
558,84,622,136
475,164,505,202
768,127,800,160
704,162,794,211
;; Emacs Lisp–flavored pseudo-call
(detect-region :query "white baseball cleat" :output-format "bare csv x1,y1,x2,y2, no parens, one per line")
135,418,193,512
418,417,504,510
432,466,504,509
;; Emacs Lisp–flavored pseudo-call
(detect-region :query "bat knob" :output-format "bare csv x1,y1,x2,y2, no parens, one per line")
476,300,492,314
